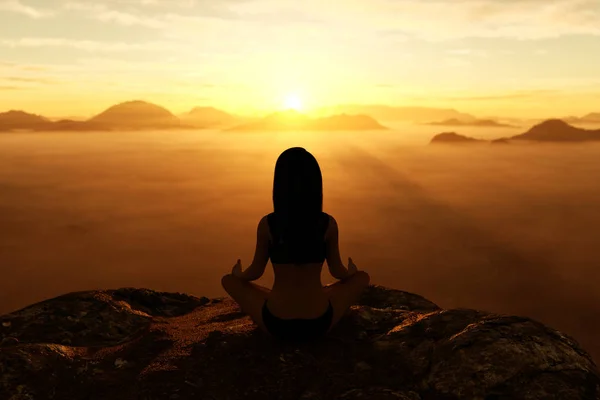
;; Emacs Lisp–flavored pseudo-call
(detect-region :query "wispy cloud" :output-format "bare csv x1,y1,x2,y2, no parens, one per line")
4,76,56,84
444,58,472,68
0,0,53,18
0,38,177,52
63,3,165,28
0,85,26,90
435,90,561,101
374,84,396,88
4,0,600,41
312,0,600,40
20,65,50,72
62,1,242,27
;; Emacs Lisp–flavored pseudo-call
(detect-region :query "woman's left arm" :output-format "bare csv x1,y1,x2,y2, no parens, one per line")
238,216,270,281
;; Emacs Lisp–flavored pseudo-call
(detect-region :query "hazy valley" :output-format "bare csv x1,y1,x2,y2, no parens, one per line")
1,126,600,362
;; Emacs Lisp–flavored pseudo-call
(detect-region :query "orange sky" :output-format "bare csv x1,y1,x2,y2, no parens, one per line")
1,0,600,119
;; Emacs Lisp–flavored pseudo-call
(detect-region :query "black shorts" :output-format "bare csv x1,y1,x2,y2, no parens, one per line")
262,300,334,342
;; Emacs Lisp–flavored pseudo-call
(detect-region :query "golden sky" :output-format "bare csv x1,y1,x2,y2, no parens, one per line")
1,0,600,118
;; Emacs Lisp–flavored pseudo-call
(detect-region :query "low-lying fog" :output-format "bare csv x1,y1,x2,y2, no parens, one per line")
1,124,599,360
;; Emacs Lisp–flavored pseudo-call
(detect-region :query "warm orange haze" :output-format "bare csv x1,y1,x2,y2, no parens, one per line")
2,0,600,371
2,0,600,118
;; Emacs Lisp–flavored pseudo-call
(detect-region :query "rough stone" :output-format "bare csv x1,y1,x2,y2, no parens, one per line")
0,285,597,400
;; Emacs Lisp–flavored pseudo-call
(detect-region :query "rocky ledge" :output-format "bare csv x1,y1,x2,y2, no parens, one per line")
1,286,598,400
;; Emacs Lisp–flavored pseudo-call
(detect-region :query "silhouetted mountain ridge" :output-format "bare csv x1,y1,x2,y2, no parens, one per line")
89,101,182,129
0,110,50,130
427,118,514,128
563,112,600,125
430,119,600,145
228,111,387,131
180,106,237,127
0,101,218,131
318,105,476,123
512,119,600,141
430,132,486,144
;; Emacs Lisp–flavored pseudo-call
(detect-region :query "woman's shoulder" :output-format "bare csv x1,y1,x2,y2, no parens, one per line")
323,212,336,223
262,213,275,227
322,212,337,233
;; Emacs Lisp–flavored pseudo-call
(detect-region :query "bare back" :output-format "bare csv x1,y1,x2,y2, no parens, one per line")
266,213,340,319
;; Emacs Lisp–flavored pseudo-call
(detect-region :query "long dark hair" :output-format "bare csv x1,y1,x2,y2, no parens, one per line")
272,148,324,240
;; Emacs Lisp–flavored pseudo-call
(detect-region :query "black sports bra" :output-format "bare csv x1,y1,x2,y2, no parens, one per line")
267,212,330,264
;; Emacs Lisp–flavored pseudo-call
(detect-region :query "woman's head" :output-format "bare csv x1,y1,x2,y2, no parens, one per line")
273,147,323,217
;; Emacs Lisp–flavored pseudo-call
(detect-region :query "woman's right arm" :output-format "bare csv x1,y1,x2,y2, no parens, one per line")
325,216,352,279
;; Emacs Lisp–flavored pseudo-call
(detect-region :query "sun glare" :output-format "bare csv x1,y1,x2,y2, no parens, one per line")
283,94,303,111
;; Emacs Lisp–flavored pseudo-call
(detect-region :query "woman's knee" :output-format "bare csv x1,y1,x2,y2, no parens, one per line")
221,274,236,290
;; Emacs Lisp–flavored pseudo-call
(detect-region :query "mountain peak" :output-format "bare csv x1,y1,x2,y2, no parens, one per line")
0,110,49,130
511,119,600,142
533,119,572,129
188,106,222,113
430,132,483,144
89,100,180,128
0,110,47,119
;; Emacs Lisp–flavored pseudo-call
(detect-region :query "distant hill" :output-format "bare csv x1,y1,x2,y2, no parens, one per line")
228,111,387,131
0,101,194,132
181,107,236,128
430,132,486,145
584,112,600,122
89,101,182,129
0,110,50,131
316,105,475,123
563,112,600,125
511,119,600,142
430,119,600,145
427,118,514,128
43,119,109,132
310,114,388,130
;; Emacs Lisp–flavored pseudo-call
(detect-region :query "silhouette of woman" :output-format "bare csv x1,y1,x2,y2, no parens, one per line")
221,147,370,341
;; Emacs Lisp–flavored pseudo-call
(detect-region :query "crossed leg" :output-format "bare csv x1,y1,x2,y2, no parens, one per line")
222,271,371,335
323,271,371,332
221,274,271,334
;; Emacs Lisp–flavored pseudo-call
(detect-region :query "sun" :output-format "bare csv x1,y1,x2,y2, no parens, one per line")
283,94,303,111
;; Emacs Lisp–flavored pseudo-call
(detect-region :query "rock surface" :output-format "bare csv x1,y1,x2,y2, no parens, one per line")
1,285,598,400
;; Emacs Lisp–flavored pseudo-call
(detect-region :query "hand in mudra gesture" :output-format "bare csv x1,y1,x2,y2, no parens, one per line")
347,257,358,276
231,259,243,278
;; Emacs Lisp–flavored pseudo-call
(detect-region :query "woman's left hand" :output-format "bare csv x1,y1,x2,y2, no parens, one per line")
231,259,243,278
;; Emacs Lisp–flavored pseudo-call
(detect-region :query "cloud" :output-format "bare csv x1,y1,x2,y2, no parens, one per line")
5,0,600,41
436,90,561,101
444,58,472,68
305,0,600,41
0,0,53,18
20,65,50,72
4,76,56,84
63,2,165,28
0,85,25,90
0,38,177,52
374,84,396,88
1,62,52,72
62,1,243,27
